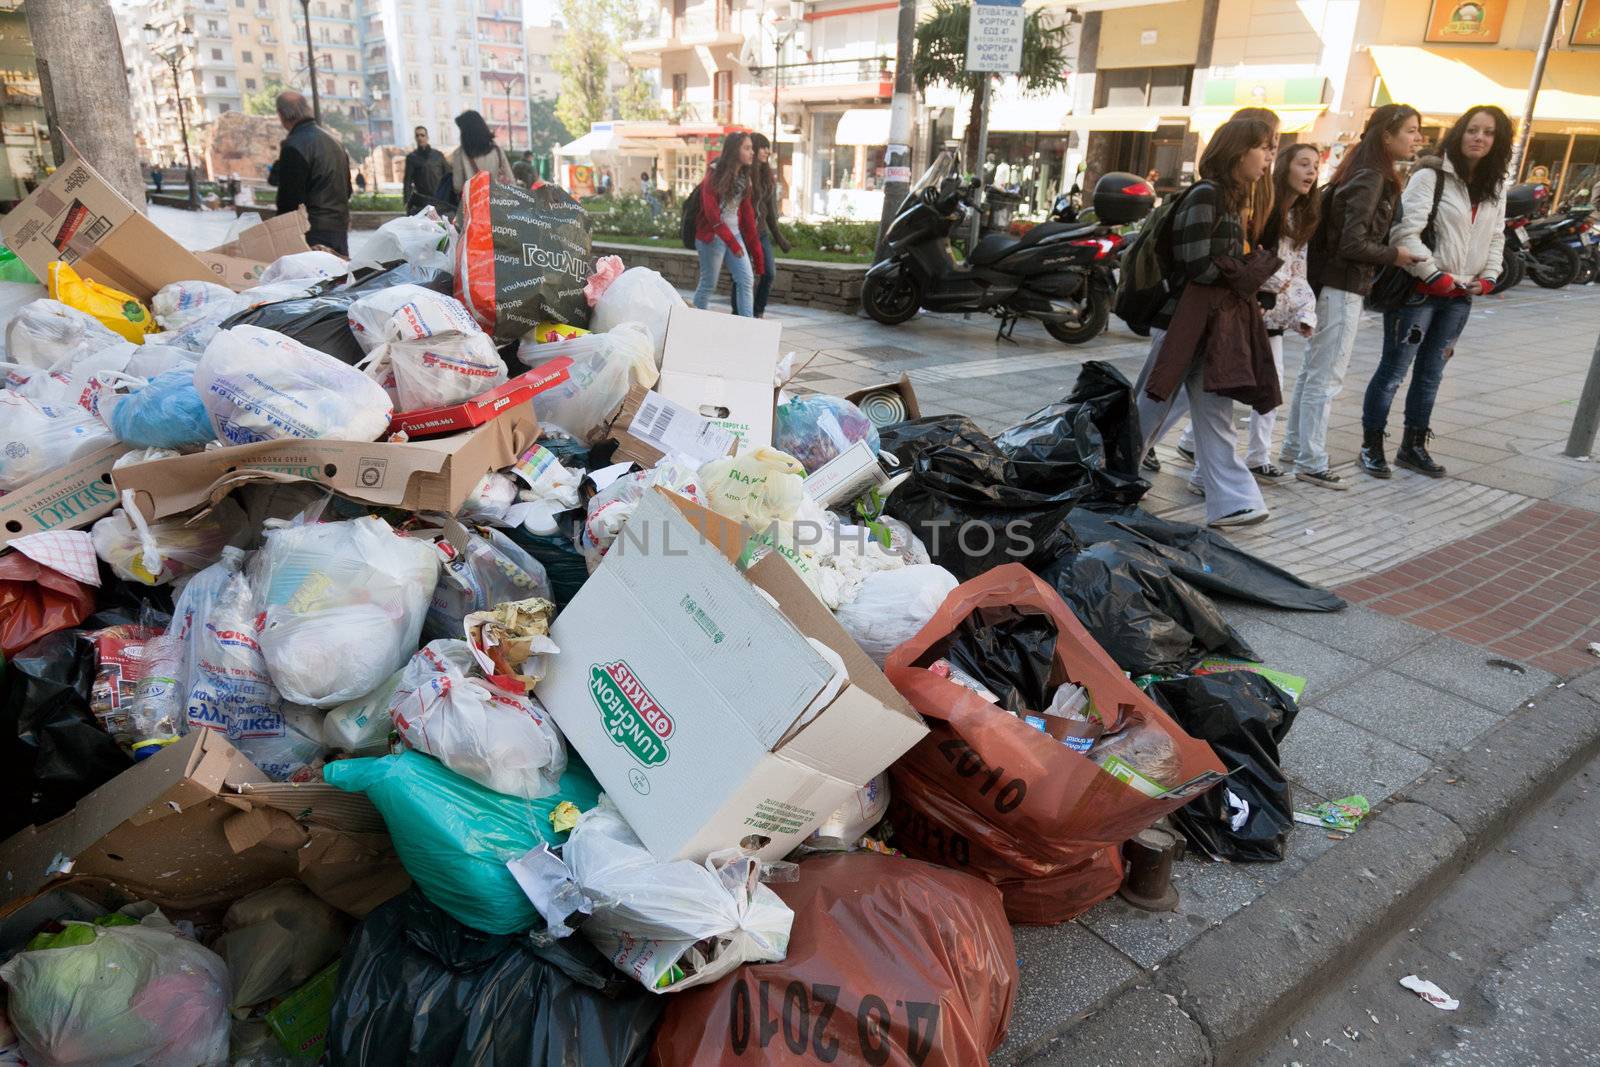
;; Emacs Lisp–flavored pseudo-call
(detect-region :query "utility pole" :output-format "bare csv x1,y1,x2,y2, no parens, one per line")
299,0,321,123
1510,0,1562,181
873,0,918,260
26,0,145,209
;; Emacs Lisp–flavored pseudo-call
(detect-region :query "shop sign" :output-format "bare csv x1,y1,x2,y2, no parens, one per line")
1424,0,1508,44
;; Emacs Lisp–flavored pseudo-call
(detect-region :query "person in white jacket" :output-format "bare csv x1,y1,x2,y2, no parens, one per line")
1179,143,1322,491
1360,105,1511,479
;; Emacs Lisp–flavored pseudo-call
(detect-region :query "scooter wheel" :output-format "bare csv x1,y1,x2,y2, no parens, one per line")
1043,287,1109,345
861,273,923,325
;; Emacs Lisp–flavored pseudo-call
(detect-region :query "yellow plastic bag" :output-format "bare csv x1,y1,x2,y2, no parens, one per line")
47,261,156,343
698,447,806,528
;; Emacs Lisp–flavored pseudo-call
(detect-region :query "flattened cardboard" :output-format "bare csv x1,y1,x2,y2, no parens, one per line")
0,155,216,301
539,490,926,862
844,374,922,425
387,358,573,438
192,208,311,290
656,305,782,451
113,407,537,522
0,445,130,549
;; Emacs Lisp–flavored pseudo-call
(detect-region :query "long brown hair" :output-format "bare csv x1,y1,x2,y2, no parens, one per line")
1330,103,1419,194
1198,118,1276,218
1267,143,1322,248
748,131,775,210
1231,107,1280,242
708,131,752,204
1439,105,1514,205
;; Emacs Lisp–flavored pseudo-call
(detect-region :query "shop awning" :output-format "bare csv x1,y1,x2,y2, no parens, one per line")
556,129,617,159
1190,103,1329,138
834,108,890,145
1369,46,1600,129
1056,109,1186,133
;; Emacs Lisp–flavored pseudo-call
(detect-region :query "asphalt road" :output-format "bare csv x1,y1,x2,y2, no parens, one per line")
1253,750,1600,1066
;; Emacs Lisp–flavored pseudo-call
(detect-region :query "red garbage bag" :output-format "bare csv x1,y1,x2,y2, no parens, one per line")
0,554,96,657
883,563,1226,923
649,852,1018,1067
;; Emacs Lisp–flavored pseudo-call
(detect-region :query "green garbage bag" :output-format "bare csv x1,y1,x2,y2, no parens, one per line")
323,749,600,934
0,245,38,285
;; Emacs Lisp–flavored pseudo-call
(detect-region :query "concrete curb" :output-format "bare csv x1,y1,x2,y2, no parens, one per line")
1013,676,1600,1067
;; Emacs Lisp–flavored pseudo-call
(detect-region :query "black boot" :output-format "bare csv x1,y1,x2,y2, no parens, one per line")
1395,426,1446,477
1359,427,1392,479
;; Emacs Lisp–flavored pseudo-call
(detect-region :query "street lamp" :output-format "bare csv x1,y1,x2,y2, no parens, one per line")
142,21,200,210
765,5,801,160
297,0,321,123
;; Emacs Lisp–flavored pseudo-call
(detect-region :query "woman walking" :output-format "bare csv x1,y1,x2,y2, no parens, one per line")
1130,117,1280,528
1359,106,1510,479
692,131,765,318
1281,103,1424,489
450,110,517,193
749,133,792,318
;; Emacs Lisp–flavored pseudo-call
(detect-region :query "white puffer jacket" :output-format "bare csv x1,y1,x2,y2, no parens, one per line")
1393,156,1507,284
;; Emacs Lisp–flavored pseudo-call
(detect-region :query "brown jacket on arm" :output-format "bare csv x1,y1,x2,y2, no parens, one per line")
1147,249,1285,414
1309,166,1401,296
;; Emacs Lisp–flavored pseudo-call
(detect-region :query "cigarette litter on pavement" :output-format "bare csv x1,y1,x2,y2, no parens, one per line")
0,155,1347,1065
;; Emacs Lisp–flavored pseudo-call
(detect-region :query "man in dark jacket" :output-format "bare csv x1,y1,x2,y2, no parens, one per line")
270,91,351,255
402,126,448,215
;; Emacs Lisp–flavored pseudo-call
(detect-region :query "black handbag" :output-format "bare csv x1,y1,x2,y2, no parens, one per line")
1366,164,1446,312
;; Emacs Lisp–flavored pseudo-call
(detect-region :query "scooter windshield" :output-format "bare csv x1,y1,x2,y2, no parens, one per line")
908,150,958,199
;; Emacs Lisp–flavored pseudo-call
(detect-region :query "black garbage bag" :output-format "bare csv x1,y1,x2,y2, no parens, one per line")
0,630,134,840
939,605,1059,715
1039,541,1255,675
328,888,661,1067
994,361,1149,508
1066,508,1345,612
220,263,453,366
876,415,992,471
1149,672,1299,861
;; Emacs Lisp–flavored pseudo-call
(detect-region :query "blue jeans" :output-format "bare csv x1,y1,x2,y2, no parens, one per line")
1363,295,1473,432
693,236,755,317
1283,287,1362,474
753,234,776,318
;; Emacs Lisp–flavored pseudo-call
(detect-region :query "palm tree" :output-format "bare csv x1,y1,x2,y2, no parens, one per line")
913,0,1072,173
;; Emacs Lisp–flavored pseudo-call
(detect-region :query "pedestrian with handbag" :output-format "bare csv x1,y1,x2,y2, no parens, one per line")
1359,105,1511,478
1282,104,1425,489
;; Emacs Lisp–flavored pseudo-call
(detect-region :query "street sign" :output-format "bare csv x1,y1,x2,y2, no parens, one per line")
966,0,1025,74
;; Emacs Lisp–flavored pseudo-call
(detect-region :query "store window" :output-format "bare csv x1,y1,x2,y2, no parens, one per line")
1095,66,1193,109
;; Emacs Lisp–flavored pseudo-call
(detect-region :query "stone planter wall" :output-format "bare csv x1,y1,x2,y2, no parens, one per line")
590,240,867,315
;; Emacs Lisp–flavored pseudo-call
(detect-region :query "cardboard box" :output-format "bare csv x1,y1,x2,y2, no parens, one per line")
0,444,130,549
844,374,922,428
598,382,740,469
192,207,311,289
113,406,537,522
803,439,888,508
0,731,403,913
0,154,310,300
656,305,782,452
539,489,928,863
387,357,573,438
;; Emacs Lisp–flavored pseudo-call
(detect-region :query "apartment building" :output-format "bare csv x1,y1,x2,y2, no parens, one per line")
524,19,634,106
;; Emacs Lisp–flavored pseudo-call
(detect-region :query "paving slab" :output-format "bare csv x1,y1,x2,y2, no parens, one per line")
1276,706,1436,805
993,923,1143,1063
1314,667,1506,758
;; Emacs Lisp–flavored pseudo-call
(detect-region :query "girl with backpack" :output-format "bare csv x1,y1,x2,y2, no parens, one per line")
1280,104,1425,489
1358,105,1511,479
1129,117,1280,528
691,131,765,318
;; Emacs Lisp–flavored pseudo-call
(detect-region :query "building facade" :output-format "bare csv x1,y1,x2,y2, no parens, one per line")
0,0,47,205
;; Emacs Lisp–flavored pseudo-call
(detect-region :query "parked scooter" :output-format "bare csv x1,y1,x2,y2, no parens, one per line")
862,151,1154,345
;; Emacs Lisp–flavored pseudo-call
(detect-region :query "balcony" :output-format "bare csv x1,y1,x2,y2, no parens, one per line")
623,13,744,63
751,57,894,103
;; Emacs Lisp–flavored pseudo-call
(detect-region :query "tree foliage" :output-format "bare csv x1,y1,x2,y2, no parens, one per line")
527,95,573,155
913,0,1072,167
553,0,661,133
243,78,286,118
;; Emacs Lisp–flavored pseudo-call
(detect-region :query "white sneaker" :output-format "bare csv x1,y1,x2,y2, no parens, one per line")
1187,480,1205,497
1209,507,1270,528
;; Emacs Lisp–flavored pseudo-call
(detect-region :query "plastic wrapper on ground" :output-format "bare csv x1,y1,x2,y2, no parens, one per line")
327,888,662,1067
648,852,1018,1066
322,749,599,934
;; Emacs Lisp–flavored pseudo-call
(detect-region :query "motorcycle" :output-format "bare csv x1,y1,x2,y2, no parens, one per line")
861,150,1154,345
1519,205,1588,289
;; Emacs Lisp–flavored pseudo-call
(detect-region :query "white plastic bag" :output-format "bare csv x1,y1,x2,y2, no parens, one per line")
258,250,347,285
194,325,394,444
564,798,793,993
805,773,891,849
346,284,480,354
151,280,251,332
0,391,117,491
211,882,347,1010
255,516,440,707
832,565,958,664
516,322,657,443
388,639,567,800
369,331,507,412
360,207,457,274
91,495,247,586
579,460,701,569
458,471,519,524
588,267,684,365
0,907,230,1067
3,299,121,370
323,667,404,755
425,524,551,638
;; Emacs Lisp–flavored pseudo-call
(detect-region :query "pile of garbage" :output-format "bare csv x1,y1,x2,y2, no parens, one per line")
0,157,1342,1065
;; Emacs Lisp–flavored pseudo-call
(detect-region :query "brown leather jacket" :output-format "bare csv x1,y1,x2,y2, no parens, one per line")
1146,250,1284,415
1308,166,1401,295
